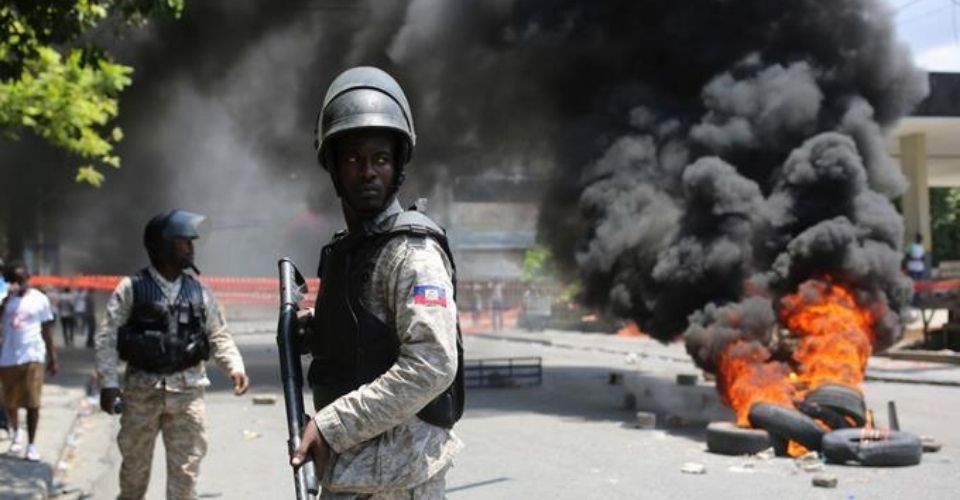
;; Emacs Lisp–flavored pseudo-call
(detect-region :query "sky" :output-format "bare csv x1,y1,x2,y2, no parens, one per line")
887,0,960,72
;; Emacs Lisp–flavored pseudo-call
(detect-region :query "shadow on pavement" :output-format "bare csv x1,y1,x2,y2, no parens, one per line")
0,451,54,499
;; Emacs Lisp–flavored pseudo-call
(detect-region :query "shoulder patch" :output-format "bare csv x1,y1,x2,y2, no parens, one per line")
412,284,448,307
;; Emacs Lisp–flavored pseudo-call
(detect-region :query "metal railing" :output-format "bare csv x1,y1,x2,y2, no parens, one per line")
464,356,542,388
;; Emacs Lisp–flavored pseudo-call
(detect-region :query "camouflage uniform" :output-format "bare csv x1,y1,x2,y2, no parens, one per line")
313,199,463,499
95,266,245,500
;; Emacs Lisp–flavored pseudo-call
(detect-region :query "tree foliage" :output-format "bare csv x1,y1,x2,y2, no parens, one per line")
0,1,184,186
930,187,960,265
522,244,557,284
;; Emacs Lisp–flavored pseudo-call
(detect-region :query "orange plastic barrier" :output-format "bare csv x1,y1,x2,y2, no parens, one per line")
913,279,960,293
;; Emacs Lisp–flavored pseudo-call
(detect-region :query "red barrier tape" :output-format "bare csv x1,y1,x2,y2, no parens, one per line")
28,275,957,308
29,275,321,306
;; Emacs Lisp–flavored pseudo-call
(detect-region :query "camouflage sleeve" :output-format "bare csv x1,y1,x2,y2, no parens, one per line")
314,237,458,453
95,278,134,388
203,287,245,376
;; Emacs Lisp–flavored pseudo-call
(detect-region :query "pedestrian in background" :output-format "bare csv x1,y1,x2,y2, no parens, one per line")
0,261,58,461
472,282,484,324
905,232,928,280
490,280,505,332
0,257,7,439
82,290,96,349
58,287,76,347
71,288,88,347
95,210,249,500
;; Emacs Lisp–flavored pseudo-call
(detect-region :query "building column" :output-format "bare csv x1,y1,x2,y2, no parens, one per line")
900,132,931,250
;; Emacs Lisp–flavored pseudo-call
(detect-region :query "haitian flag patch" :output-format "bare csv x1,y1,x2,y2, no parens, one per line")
412,285,447,307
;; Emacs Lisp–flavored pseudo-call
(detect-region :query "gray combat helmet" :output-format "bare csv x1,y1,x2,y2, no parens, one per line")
315,66,416,170
144,210,206,272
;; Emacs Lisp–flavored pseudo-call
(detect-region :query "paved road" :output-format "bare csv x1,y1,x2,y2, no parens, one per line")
55,322,960,500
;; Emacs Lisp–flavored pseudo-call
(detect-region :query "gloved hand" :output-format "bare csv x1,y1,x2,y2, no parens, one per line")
100,387,123,414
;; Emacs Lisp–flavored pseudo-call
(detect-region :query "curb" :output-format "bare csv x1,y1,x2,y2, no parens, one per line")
471,331,960,387
863,375,960,387
47,397,92,499
879,349,960,365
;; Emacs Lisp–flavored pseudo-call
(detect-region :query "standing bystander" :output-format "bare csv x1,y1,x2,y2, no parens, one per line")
0,261,58,461
905,233,928,280
58,287,76,347
72,288,88,347
490,280,505,332
0,257,7,437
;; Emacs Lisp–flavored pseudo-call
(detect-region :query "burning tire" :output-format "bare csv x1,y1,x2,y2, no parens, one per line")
748,403,825,451
803,384,867,427
822,429,923,467
705,422,771,456
796,401,853,430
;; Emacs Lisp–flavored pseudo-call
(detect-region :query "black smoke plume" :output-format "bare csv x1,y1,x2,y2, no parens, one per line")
2,1,924,362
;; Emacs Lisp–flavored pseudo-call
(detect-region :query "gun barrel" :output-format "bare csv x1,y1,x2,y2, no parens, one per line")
277,259,319,499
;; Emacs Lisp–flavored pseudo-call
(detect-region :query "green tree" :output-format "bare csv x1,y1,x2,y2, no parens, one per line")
930,187,960,266
0,1,184,186
522,244,556,284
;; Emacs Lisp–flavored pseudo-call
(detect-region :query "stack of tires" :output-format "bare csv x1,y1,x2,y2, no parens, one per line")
707,384,923,466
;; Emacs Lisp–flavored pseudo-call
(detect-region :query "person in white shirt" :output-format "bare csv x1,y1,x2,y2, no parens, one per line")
0,262,58,461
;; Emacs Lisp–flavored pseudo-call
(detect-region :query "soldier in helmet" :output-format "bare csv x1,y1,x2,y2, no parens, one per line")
95,210,250,500
290,67,464,499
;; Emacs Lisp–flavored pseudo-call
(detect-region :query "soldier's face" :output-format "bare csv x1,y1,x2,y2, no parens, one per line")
171,237,195,268
334,130,396,215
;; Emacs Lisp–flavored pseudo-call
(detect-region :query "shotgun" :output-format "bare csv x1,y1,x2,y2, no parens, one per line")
277,258,319,499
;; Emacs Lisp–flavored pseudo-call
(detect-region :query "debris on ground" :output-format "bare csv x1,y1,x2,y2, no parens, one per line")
921,436,942,453
795,451,825,472
242,430,261,441
811,476,838,488
727,462,757,474
752,448,776,460
635,411,656,429
252,395,277,405
680,462,706,475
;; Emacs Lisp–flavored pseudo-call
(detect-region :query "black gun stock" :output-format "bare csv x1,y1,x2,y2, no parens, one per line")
277,258,319,499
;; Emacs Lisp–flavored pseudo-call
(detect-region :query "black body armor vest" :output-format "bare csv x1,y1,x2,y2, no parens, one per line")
307,210,465,429
117,269,210,374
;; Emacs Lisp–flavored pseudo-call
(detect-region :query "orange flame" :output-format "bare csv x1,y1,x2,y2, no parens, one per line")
617,321,644,337
716,278,874,440
717,341,794,426
781,279,874,394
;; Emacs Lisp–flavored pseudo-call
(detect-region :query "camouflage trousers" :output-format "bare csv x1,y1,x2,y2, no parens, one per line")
117,386,207,500
320,466,448,500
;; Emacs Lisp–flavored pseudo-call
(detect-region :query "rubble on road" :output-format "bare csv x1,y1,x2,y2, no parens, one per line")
680,462,706,475
811,475,838,488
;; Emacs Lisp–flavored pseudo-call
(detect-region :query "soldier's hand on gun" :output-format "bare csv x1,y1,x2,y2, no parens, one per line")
294,308,314,354
291,419,330,480
231,372,250,395
296,308,314,334
100,387,122,414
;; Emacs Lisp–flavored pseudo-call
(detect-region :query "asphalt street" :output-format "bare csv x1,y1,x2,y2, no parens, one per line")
46,317,960,500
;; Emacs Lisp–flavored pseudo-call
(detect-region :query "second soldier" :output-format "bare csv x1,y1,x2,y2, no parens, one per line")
95,210,250,500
